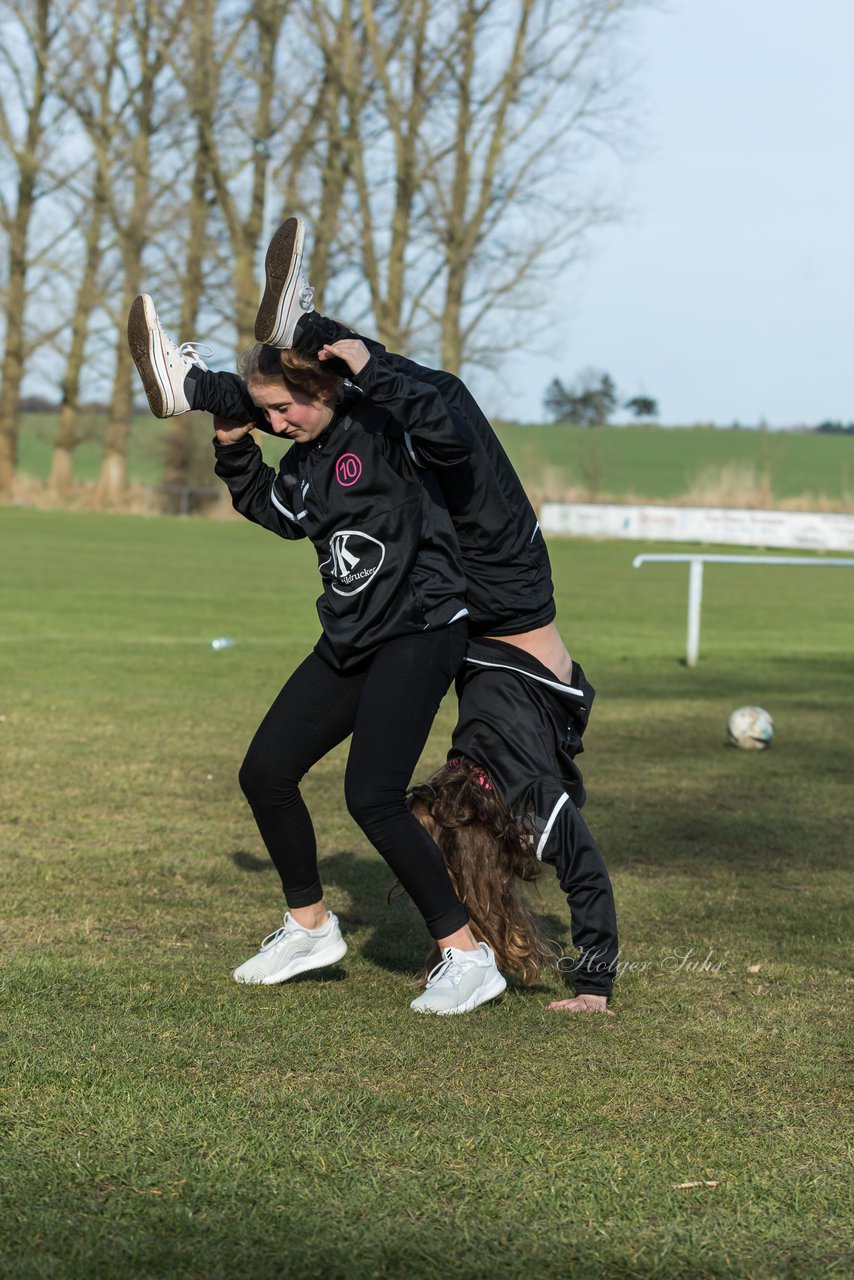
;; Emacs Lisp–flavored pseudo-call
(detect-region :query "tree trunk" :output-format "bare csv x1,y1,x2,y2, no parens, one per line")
0,246,25,487
305,72,349,303
438,0,476,374
233,0,285,345
96,448,128,508
48,416,76,495
314,0,437,353
164,0,214,495
50,171,107,496
162,144,207,491
95,315,136,505
94,0,160,505
0,0,51,493
0,221,28,487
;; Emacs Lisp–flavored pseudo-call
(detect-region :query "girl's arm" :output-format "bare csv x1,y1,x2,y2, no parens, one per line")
536,796,619,1005
319,339,472,467
213,417,307,541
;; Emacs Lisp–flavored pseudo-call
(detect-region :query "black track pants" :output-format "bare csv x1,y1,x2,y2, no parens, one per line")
238,625,470,940
187,367,260,424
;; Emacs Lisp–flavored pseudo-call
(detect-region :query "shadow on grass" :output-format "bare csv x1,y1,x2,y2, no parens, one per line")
286,966,347,984
8,1191,803,1280
229,846,427,976
228,850,578,985
325,849,428,977
231,850,273,873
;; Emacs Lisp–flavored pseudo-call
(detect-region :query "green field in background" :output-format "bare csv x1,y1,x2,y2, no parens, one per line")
499,420,853,503
1,509,852,1279
16,412,854,504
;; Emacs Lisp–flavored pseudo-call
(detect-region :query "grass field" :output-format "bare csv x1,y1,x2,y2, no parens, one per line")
2,509,852,1279
15,412,854,508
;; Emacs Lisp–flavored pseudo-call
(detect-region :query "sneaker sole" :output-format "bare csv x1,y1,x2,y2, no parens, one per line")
234,935,348,986
255,217,304,347
411,971,507,1016
127,294,176,418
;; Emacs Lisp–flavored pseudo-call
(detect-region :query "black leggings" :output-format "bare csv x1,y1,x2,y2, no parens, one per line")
239,625,469,940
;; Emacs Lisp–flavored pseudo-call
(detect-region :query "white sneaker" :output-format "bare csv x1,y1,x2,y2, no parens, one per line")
127,294,209,417
255,217,315,348
233,911,347,985
410,942,507,1016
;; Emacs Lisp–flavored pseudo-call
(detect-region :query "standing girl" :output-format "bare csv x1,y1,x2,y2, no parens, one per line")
128,298,506,1016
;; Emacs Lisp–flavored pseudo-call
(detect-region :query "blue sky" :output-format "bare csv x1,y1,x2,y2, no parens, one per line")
487,0,853,427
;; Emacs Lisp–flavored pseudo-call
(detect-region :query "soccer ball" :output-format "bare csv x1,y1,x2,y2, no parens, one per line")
727,706,774,750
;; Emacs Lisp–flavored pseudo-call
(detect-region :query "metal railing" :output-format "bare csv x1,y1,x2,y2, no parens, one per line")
633,553,854,666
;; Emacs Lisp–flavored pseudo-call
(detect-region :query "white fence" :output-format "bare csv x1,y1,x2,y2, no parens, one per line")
540,502,854,552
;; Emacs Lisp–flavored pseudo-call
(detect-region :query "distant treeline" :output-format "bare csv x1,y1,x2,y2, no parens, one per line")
19,398,109,415
815,422,854,435
19,397,853,435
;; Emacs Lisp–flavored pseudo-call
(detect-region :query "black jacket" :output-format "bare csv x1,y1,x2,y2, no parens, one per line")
213,354,469,671
292,316,556,634
451,638,619,996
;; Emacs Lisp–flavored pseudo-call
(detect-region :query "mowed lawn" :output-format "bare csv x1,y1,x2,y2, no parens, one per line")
1,509,852,1280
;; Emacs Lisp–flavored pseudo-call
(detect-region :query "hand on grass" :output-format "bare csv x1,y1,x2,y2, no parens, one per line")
317,338,370,376
547,994,614,1015
213,415,254,444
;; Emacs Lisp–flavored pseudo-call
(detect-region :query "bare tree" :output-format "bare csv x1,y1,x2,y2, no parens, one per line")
302,0,640,376
307,0,443,349
183,0,295,346
42,2,123,495
426,0,637,373
54,0,187,503
160,0,219,496
275,38,355,306
3,0,645,501
0,0,56,492
49,165,109,494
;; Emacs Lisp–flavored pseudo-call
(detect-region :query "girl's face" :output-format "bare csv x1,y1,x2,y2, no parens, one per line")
248,379,335,443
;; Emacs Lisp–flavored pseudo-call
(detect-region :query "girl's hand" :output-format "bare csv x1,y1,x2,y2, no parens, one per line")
213,415,254,445
546,994,615,1015
317,338,370,376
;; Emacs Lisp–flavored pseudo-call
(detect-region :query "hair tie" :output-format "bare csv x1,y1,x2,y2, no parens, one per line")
446,757,492,789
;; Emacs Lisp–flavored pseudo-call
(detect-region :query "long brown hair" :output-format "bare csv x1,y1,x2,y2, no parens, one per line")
409,760,559,985
237,342,346,404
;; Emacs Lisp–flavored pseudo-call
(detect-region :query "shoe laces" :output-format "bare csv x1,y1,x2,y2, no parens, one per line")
260,925,289,951
176,340,212,371
260,915,301,950
260,911,321,951
424,947,468,989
